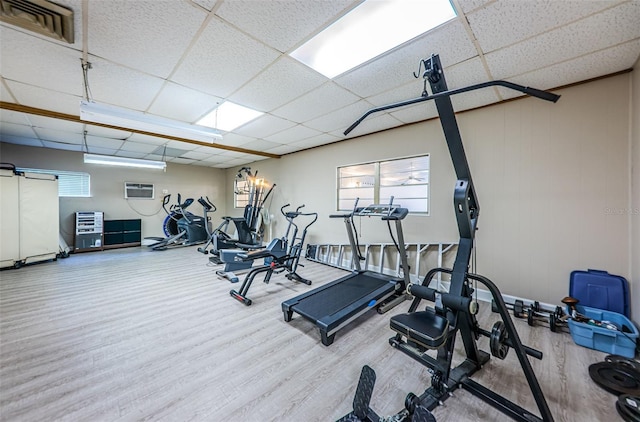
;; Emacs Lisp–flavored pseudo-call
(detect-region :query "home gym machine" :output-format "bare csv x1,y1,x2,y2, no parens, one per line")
282,198,410,346
230,204,318,305
147,194,211,251
198,167,275,268
337,54,559,422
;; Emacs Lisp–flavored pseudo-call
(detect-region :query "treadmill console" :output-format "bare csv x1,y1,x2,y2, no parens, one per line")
356,204,408,220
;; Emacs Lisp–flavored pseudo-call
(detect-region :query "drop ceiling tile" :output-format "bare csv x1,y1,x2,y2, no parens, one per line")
304,100,375,133
143,154,166,161
216,0,357,52
191,160,217,167
0,26,83,96
365,81,426,108
290,133,340,149
33,128,84,144
193,0,218,11
273,82,360,122
0,109,30,125
264,124,321,144
341,113,404,139
27,115,84,133
229,57,327,112
1,82,16,102
389,102,438,124
164,140,200,151
85,56,165,111
41,141,83,151
1,135,43,147
456,0,494,14
148,82,223,123
446,57,494,89
0,122,37,138
451,88,500,112
169,157,197,165
240,139,282,151
218,150,246,158
181,151,212,160
118,141,159,154
468,0,626,53
172,18,280,98
193,145,224,154
88,1,207,78
115,151,147,159
215,133,256,148
5,81,82,116
234,114,296,138
264,144,301,155
486,2,640,79
500,39,640,100
83,124,132,139
85,135,124,150
224,157,259,167
335,19,477,98
86,147,118,156
201,155,233,164
127,133,171,145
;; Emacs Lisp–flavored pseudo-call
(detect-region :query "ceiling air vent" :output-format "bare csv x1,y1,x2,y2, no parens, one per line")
0,0,74,43
124,183,155,200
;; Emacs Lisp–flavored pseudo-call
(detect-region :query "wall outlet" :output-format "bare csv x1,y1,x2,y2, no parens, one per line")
162,189,169,194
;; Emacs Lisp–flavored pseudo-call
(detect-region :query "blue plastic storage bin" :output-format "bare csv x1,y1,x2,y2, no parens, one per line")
569,269,629,316
567,305,638,358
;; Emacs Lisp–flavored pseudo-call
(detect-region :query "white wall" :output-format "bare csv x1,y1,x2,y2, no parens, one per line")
226,74,632,306
0,143,226,246
631,57,640,324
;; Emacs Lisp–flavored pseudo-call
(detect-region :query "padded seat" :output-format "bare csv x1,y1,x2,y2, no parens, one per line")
390,310,449,349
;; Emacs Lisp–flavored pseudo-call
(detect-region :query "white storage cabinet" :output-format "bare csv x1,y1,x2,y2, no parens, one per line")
0,167,59,269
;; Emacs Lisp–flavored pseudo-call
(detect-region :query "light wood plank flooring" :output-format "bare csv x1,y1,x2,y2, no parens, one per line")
0,246,624,421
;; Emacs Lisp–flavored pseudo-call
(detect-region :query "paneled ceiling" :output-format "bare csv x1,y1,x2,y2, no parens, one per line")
1,0,639,169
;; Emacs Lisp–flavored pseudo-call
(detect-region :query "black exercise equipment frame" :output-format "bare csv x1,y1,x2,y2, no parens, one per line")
341,54,559,422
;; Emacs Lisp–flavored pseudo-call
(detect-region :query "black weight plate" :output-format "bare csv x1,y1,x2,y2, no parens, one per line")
606,355,640,373
617,395,640,422
589,362,640,395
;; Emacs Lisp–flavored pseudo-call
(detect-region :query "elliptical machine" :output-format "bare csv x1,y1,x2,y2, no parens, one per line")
229,204,318,305
147,194,211,251
198,167,275,262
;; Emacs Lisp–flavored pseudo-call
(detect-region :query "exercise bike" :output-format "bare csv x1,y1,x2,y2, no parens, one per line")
229,204,318,305
147,194,210,251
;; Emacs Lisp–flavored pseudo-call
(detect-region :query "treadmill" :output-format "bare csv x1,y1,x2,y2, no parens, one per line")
281,199,410,346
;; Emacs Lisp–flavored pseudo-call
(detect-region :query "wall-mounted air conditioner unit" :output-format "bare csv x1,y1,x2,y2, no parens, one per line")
124,182,154,199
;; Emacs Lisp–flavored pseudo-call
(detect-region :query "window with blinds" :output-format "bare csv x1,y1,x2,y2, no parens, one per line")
337,154,429,214
16,168,90,197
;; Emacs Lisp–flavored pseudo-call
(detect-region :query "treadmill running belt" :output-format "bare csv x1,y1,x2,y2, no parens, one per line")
292,273,392,319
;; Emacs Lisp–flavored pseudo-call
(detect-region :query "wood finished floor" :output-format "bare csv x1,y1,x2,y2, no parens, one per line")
0,246,624,422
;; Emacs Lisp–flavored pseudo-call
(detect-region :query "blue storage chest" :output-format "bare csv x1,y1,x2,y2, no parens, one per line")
569,269,629,317
567,305,638,358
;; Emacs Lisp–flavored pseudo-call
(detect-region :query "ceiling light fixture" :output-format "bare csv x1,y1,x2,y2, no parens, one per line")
197,101,263,132
79,100,223,143
290,0,457,78
84,153,167,170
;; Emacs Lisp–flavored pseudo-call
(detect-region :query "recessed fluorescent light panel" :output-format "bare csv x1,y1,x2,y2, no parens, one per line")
197,101,263,132
290,0,457,78
80,100,223,143
84,153,167,170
